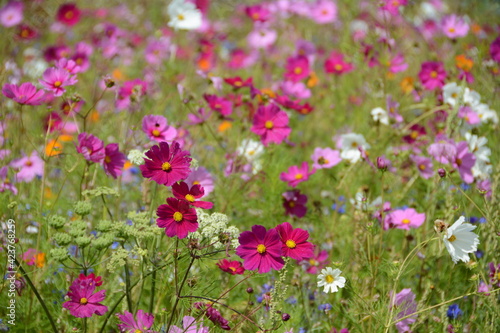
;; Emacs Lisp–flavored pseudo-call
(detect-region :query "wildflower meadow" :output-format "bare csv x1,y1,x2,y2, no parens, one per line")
1,0,500,332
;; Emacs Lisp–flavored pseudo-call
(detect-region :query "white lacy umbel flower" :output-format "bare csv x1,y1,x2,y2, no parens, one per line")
127,149,147,165
371,107,389,125
167,0,202,30
443,216,480,264
317,267,346,293
339,133,370,164
189,210,240,249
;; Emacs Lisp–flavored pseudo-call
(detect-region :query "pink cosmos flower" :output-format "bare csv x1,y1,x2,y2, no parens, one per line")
56,3,81,26
280,162,315,187
457,106,481,125
184,166,214,196
103,143,125,179
247,28,277,49
216,259,245,275
140,141,191,187
55,58,81,75
117,310,155,333
284,55,310,82
275,222,314,261
71,41,93,72
116,79,148,110
170,315,209,333
300,249,328,274
142,115,178,142
78,273,102,287
10,151,44,182
441,15,469,39
172,181,213,209
188,107,211,125
0,166,17,195
281,81,311,99
251,104,291,146
380,0,407,16
236,225,285,274
386,95,404,123
282,190,307,218
76,132,105,163
203,94,233,117
410,155,433,179
388,53,408,73
39,67,77,96
452,141,476,184
387,208,426,230
2,82,46,105
156,197,198,239
144,38,170,65
310,0,337,24
245,4,270,22
392,288,417,333
324,51,354,75
62,276,108,318
428,137,456,164
0,1,23,27
311,147,341,169
418,61,446,90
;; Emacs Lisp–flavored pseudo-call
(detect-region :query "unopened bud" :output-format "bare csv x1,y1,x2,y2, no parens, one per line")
246,287,253,294
438,168,447,178
282,313,290,321
104,75,115,88
376,156,388,171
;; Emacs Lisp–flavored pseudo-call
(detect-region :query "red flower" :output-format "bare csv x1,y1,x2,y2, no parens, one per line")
172,181,213,209
140,141,192,187
216,259,245,275
275,222,314,261
156,197,198,239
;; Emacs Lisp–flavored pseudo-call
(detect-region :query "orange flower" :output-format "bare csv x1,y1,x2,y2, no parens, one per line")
112,68,125,81
218,120,232,132
455,54,473,72
35,253,46,268
400,77,414,94
256,88,275,104
45,139,63,157
90,110,100,123
306,72,319,88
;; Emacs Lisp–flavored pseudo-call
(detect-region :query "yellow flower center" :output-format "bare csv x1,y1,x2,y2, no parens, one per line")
173,212,183,222
334,64,343,71
252,13,260,20
257,244,266,253
318,157,329,165
294,173,303,180
152,129,161,137
410,131,419,139
419,164,426,170
456,158,462,166
65,11,74,19
80,298,88,305
351,142,358,148
430,71,438,78
264,120,274,129
402,219,411,224
193,181,200,185
105,156,111,164
288,201,296,208
161,162,172,171
294,67,302,75
234,81,242,87
448,235,457,242
286,239,296,249
309,259,318,266
325,275,334,283
448,27,456,33
185,194,195,202
135,330,143,333
54,81,62,87
177,14,185,21
229,266,236,272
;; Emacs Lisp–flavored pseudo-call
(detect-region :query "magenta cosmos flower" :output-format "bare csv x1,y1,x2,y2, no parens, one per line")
282,189,307,218
62,277,108,318
10,151,44,182
310,147,341,169
216,259,245,275
236,225,285,274
77,132,105,163
156,197,198,239
140,141,192,186
251,104,291,146
142,115,178,142
103,143,126,179
2,82,46,105
441,15,469,39
490,36,500,64
275,222,314,261
324,51,354,75
203,94,233,117
418,62,446,90
117,309,155,333
245,4,270,22
172,181,213,209
380,0,407,16
280,162,316,187
387,208,426,230
39,67,77,96
284,55,310,82
56,3,81,26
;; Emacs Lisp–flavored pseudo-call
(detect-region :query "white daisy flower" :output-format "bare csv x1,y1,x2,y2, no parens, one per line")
317,267,346,293
371,107,389,125
236,139,265,162
443,216,480,264
167,0,202,30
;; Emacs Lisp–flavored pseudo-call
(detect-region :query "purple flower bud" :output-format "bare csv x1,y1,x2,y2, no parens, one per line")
282,313,290,321
377,156,388,171
438,168,447,178
246,287,254,294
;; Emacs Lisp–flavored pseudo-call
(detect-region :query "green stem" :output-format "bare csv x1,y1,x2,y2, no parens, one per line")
166,255,196,331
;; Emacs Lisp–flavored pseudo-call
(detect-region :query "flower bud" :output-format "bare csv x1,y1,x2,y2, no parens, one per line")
282,313,290,321
438,168,447,178
376,156,388,171
246,287,254,294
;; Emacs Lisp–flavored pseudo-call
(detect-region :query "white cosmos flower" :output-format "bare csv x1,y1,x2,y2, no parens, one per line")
443,216,480,264
442,82,464,107
167,0,202,30
339,133,370,164
371,107,389,125
317,267,346,293
236,139,265,162
474,103,498,125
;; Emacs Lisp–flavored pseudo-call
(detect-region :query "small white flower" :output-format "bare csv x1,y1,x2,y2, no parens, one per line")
443,216,480,264
317,267,346,293
236,139,265,162
371,107,389,125
167,0,202,30
474,103,498,125
127,149,146,165
442,82,464,107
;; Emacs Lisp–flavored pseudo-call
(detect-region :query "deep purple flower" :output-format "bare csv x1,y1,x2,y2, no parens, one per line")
490,36,500,64
103,143,125,179
488,262,500,287
282,190,307,218
76,132,105,163
140,141,192,186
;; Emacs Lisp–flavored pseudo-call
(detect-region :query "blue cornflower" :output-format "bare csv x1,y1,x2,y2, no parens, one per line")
447,304,463,319
318,303,332,311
